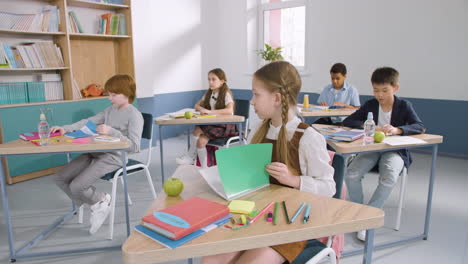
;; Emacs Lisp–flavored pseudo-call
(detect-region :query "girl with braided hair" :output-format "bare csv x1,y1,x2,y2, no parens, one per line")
201,61,336,264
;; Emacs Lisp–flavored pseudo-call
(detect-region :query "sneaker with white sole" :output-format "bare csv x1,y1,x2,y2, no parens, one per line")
89,193,111,235
357,230,366,241
176,153,196,165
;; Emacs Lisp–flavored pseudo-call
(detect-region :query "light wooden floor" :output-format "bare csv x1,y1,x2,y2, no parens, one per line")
0,134,467,264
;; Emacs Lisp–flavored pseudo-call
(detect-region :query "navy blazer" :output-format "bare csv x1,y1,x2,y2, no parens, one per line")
343,96,425,168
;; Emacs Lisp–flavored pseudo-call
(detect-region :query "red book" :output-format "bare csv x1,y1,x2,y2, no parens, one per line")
141,196,229,240
19,131,62,141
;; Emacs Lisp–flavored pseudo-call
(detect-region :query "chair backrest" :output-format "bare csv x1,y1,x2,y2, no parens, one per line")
234,99,250,119
141,112,153,166
234,99,250,137
141,112,153,140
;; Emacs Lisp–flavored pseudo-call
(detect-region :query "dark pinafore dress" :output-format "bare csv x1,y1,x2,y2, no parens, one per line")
262,122,310,263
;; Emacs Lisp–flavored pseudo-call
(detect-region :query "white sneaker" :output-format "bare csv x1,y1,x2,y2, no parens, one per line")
176,153,196,165
357,230,366,241
89,193,111,235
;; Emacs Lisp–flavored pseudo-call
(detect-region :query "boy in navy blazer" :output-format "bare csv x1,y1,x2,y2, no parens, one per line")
343,67,425,241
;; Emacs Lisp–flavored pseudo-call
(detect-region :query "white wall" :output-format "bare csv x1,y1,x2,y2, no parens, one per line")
216,0,468,101
132,0,220,98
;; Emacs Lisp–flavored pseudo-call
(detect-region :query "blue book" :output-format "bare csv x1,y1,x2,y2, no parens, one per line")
134,214,231,249
65,120,98,138
328,130,364,142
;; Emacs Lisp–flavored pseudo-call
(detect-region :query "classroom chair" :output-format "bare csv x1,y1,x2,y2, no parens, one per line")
305,151,345,264
207,99,250,148
198,99,250,167
78,112,157,240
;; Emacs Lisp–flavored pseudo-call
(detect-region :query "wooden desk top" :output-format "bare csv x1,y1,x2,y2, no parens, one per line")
313,124,444,154
155,114,244,125
0,137,130,155
122,165,384,264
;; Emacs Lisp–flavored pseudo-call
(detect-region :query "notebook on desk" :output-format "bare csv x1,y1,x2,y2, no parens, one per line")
328,130,364,142
199,143,272,201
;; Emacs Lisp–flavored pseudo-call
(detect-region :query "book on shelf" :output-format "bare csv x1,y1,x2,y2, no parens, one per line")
0,80,63,105
72,79,83,99
328,130,365,142
68,11,84,33
0,6,59,32
141,196,230,240
98,13,126,35
0,41,65,69
135,214,232,249
199,143,272,200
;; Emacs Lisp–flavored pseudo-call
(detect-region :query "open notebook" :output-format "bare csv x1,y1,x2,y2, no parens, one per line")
199,143,272,201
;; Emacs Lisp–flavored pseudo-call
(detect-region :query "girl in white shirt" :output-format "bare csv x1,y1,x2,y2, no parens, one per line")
201,61,335,264
176,68,237,168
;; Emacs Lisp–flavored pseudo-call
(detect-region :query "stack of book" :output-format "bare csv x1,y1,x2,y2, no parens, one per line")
327,130,365,142
135,196,231,249
0,41,65,69
0,5,60,32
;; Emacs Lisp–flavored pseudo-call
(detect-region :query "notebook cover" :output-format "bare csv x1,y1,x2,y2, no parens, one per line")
141,196,229,240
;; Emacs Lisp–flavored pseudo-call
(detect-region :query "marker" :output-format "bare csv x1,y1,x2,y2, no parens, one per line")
303,204,311,223
282,201,290,223
266,211,273,222
196,115,216,119
290,202,306,224
273,202,279,225
248,202,274,225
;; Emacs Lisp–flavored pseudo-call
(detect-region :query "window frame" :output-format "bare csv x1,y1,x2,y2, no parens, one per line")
257,0,310,74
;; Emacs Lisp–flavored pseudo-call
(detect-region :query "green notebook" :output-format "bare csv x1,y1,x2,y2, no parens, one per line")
199,143,272,200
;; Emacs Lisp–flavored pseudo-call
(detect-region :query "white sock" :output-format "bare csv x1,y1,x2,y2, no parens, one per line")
197,147,208,168
187,135,199,157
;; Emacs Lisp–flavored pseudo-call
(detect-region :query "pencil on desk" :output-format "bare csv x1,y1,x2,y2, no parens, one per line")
290,202,306,223
249,201,274,225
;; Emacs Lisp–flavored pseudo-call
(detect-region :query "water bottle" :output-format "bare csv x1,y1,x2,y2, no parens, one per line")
38,113,50,146
363,112,375,145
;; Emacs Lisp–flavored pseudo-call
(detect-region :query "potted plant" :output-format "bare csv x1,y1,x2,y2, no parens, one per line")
257,43,284,64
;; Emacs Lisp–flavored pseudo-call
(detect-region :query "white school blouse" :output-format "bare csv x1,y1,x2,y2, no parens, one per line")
248,116,336,197
201,91,234,113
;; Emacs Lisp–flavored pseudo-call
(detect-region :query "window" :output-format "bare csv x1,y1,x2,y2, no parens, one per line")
259,0,308,71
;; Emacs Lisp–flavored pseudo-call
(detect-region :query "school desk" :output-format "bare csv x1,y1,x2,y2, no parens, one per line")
0,138,131,262
154,114,245,182
122,165,384,264
312,124,443,257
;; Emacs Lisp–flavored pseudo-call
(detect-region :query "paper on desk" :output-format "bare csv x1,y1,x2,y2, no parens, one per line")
383,136,427,146
166,108,199,118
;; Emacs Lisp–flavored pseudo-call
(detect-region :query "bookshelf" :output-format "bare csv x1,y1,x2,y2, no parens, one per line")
0,0,134,107
0,0,135,183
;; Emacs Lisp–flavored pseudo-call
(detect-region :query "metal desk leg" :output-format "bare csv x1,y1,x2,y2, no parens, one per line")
0,155,16,261
238,122,243,144
121,151,130,236
187,127,191,150
363,229,375,264
159,125,165,183
424,144,438,240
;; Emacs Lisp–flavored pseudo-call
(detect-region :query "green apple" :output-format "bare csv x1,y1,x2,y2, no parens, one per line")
374,131,386,143
163,178,184,196
184,111,193,119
